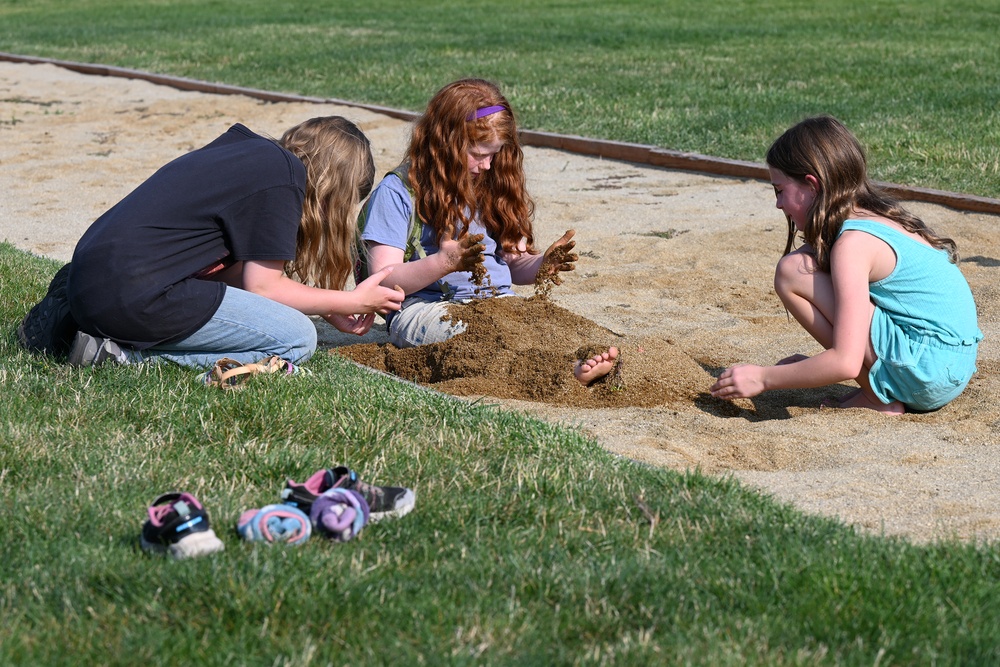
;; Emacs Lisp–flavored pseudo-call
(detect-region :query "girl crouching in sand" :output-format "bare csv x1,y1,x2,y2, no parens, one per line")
710,115,982,414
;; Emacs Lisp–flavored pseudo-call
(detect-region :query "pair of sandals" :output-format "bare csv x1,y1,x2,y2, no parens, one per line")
203,355,305,390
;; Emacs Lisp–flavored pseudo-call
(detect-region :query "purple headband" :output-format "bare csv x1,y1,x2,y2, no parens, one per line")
466,105,506,121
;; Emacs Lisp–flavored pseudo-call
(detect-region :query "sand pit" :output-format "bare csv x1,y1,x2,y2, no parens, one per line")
2,60,998,544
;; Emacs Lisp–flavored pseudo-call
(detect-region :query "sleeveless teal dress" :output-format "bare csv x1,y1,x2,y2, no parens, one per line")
839,220,982,410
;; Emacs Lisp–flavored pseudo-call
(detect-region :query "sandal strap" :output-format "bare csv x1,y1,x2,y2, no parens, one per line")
207,357,250,390
205,356,293,390
257,355,292,374
216,364,260,389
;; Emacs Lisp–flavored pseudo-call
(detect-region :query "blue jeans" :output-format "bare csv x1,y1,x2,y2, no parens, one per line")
388,297,467,348
129,287,317,369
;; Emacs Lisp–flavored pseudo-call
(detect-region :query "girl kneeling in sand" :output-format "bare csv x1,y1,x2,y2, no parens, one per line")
20,117,403,370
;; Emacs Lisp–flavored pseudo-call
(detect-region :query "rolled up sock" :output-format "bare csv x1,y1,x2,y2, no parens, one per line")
237,504,311,545
310,489,370,542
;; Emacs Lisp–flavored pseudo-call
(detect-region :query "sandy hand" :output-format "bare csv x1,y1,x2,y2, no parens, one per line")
440,232,486,273
709,363,766,400
539,229,578,285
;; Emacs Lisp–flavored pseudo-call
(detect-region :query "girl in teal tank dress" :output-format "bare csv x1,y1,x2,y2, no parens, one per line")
711,115,982,414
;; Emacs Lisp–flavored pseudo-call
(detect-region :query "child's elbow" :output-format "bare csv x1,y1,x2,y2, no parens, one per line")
837,356,865,381
242,278,281,301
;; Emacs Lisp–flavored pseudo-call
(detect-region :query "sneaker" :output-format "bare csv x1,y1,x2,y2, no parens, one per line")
282,466,415,522
68,331,127,367
140,492,225,559
17,263,78,357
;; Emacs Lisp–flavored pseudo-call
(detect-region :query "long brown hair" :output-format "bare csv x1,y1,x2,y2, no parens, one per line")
406,78,536,253
280,116,375,289
767,115,956,271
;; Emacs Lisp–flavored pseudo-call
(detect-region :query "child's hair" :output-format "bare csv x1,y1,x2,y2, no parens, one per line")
406,78,536,254
767,115,956,271
280,116,376,289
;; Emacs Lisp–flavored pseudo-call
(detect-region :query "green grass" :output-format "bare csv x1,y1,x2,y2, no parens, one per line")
3,2,1000,662
4,249,1000,664
1,0,998,198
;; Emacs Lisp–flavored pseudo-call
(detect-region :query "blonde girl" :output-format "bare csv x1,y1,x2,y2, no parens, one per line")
21,116,403,368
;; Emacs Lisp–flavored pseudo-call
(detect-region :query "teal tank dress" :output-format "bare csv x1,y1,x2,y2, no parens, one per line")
839,220,983,411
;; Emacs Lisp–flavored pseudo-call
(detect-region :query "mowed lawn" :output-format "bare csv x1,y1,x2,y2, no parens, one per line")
1,0,998,197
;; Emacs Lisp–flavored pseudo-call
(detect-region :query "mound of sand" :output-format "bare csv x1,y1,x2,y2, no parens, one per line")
337,295,708,408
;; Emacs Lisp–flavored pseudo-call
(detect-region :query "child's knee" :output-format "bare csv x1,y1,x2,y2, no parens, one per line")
283,315,317,364
388,301,464,348
773,251,814,295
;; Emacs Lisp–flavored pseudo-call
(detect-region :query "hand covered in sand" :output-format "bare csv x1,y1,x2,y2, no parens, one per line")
539,229,578,285
710,363,766,400
440,232,486,273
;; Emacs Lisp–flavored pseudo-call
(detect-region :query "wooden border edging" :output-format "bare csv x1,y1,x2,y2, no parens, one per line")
0,52,420,122
4,52,999,215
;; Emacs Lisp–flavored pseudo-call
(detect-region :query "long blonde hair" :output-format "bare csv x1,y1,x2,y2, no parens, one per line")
767,115,956,271
280,116,375,289
406,78,536,253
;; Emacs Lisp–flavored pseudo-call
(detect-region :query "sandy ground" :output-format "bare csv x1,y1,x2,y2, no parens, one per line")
2,61,998,545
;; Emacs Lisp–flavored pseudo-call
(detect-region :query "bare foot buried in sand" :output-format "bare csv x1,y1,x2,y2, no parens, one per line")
574,346,619,386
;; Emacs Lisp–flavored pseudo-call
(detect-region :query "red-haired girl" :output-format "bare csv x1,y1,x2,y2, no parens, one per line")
358,78,577,349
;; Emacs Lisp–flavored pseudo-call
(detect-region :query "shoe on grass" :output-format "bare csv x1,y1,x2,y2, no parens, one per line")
17,262,78,357
140,492,225,560
201,355,311,390
236,504,312,545
311,489,370,542
282,466,415,523
68,331,127,367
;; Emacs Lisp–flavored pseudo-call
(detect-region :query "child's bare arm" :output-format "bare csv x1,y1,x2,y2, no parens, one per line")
365,234,485,294
712,234,878,399
240,260,403,318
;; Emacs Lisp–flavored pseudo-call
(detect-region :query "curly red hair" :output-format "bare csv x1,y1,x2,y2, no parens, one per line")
406,78,536,253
